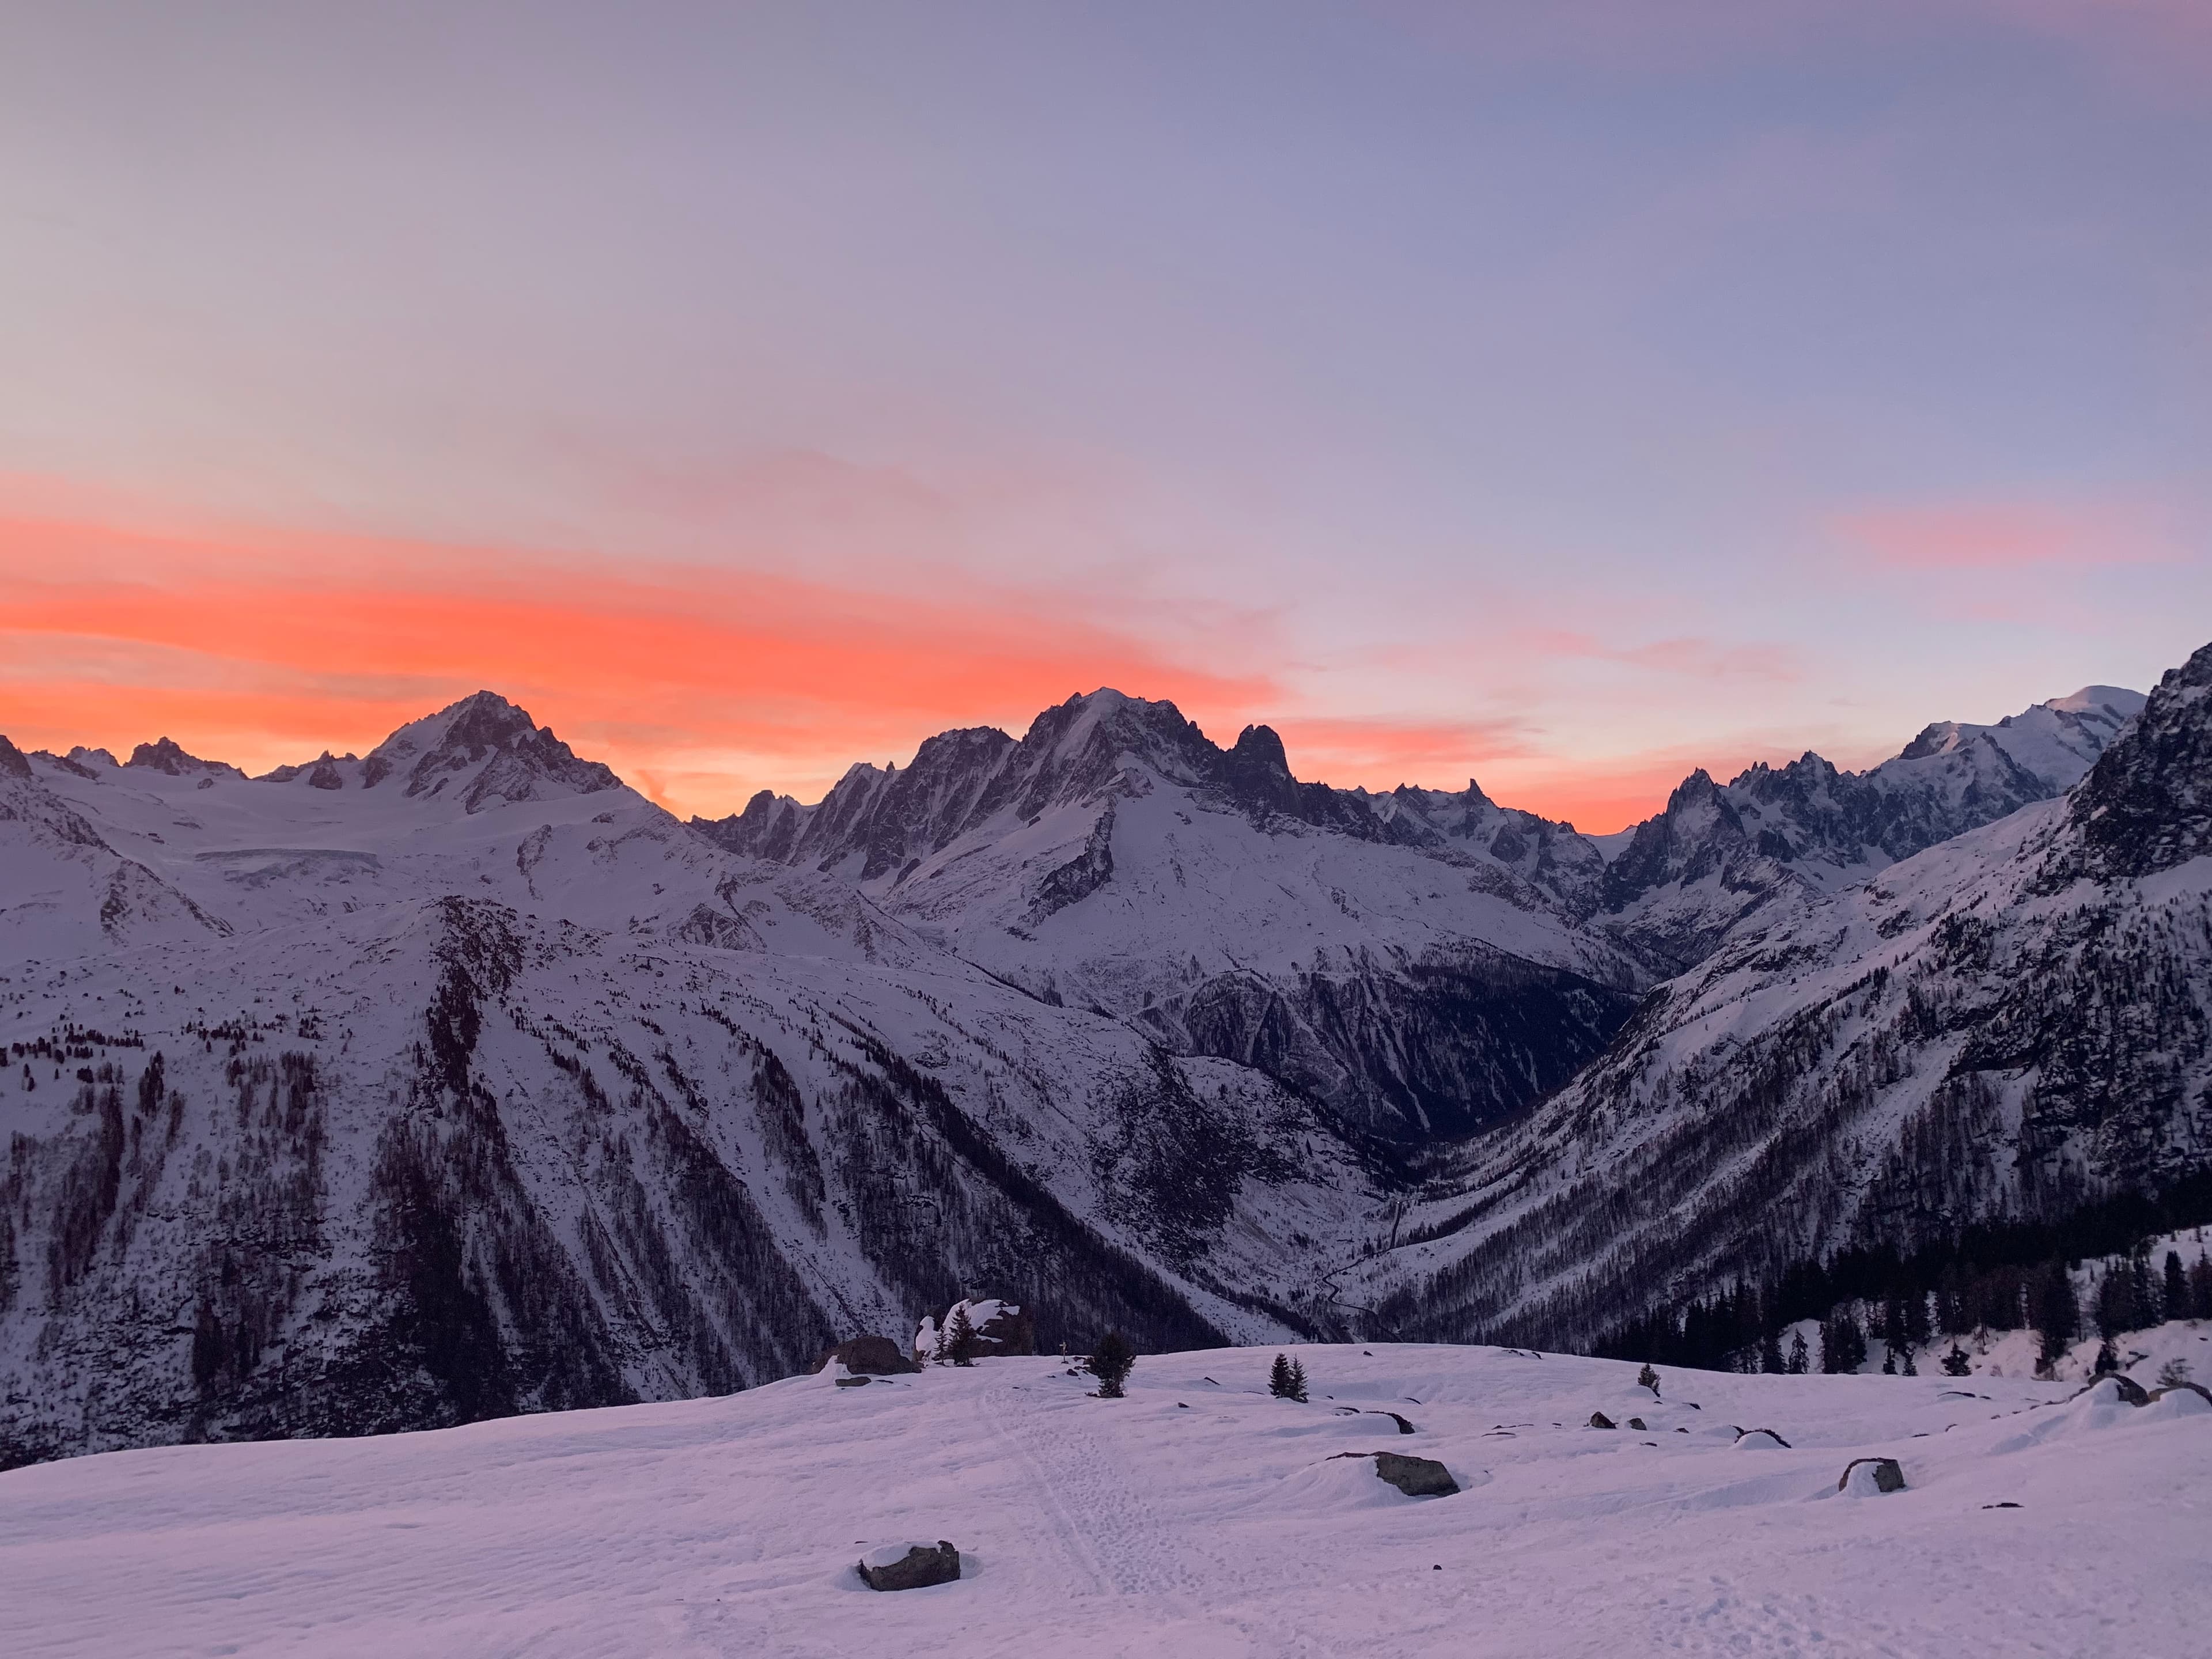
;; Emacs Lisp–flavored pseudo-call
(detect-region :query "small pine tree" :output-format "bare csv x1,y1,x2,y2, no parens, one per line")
2093,1338,2119,1375
2192,1255,2212,1320
1942,1343,1972,1377
2155,1356,2192,1388
1269,1353,1309,1402
1901,1348,1917,1376
1636,1362,1660,1395
1881,1348,1896,1375
1289,1358,1308,1403
1787,1331,1810,1374
1758,1327,1785,1374
945,1304,980,1367
1820,1310,1867,1374
2164,1251,2187,1323
2031,1261,2078,1370
1088,1330,1135,1398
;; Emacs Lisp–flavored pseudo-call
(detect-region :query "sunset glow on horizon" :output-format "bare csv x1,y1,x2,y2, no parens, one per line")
5,3,2207,831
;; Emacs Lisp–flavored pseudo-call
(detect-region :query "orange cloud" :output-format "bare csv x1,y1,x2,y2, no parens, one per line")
0,500,1279,813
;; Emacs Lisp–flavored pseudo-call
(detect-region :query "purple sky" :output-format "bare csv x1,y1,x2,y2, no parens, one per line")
3,1,2208,825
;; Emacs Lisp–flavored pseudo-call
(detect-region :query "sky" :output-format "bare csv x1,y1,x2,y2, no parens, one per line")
3,1,2209,830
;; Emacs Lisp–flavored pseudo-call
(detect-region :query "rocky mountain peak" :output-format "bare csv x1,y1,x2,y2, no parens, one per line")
363,690,620,811
126,737,240,778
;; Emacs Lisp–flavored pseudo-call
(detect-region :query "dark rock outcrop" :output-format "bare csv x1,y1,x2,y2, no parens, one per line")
858,1541,961,1590
1838,1457,1906,1494
1369,1452,1459,1497
812,1335,922,1377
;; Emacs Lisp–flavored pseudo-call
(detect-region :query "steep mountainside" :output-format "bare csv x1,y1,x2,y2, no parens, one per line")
0,696,1373,1468
696,690,1640,1141
1353,654,2208,1351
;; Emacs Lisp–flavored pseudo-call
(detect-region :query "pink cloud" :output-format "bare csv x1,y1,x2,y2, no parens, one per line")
1831,501,2184,571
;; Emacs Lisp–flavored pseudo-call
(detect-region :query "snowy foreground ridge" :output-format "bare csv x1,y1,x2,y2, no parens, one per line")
6,1340,2209,1659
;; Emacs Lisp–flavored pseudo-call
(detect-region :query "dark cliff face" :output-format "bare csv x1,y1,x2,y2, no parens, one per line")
2063,643,2212,881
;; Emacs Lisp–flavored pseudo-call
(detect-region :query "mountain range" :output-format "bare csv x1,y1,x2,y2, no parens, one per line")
0,650,2196,1467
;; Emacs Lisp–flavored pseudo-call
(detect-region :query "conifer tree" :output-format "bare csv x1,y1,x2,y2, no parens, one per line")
1269,1353,1298,1399
945,1304,980,1367
1787,1331,1809,1374
1902,1349,1917,1376
2093,1338,2119,1375
1636,1362,1660,1395
2031,1261,2078,1370
1941,1343,1972,1377
1289,1358,1308,1403
2191,1255,2212,1320
1758,1327,1785,1374
1088,1330,1135,1399
2163,1251,2187,1323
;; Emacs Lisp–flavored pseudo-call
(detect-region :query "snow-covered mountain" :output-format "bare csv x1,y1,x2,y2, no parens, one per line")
0,694,1382,1467
1354,654,2207,1351
1593,685,2145,976
694,690,1638,1142
0,666,2169,1467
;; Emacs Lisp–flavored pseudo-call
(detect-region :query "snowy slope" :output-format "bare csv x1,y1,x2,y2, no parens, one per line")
0,697,1377,1467
5,1339,2208,1658
1355,656,2207,1349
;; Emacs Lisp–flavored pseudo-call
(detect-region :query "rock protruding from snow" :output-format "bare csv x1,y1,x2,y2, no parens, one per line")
857,1540,961,1591
1368,1452,1459,1497
127,737,243,779
1588,1411,1615,1430
812,1336,922,1377
915,1299,1034,1363
1838,1457,1906,1495
2073,1374,2150,1408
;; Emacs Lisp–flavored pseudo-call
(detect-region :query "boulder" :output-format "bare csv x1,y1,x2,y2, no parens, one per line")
1837,1457,1906,1494
2071,1374,2149,1407
1369,1452,1460,1497
1588,1411,1615,1430
2148,1381,2212,1412
1626,1417,1647,1431
811,1335,921,1377
834,1376,872,1389
858,1541,961,1591
1365,1410,1416,1435
1735,1427,1791,1449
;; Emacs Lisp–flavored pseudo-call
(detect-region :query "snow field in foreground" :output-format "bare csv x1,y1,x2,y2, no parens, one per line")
4,1340,2209,1658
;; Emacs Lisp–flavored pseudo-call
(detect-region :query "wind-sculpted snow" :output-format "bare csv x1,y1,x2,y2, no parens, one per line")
1355,660,2205,1353
6,1341,2209,1657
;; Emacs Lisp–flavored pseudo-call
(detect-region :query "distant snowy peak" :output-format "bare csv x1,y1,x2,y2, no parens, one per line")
256,690,623,813
1900,684,2143,770
1591,681,2146,974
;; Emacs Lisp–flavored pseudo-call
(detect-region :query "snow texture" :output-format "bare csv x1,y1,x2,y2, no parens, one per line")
5,1340,2208,1657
